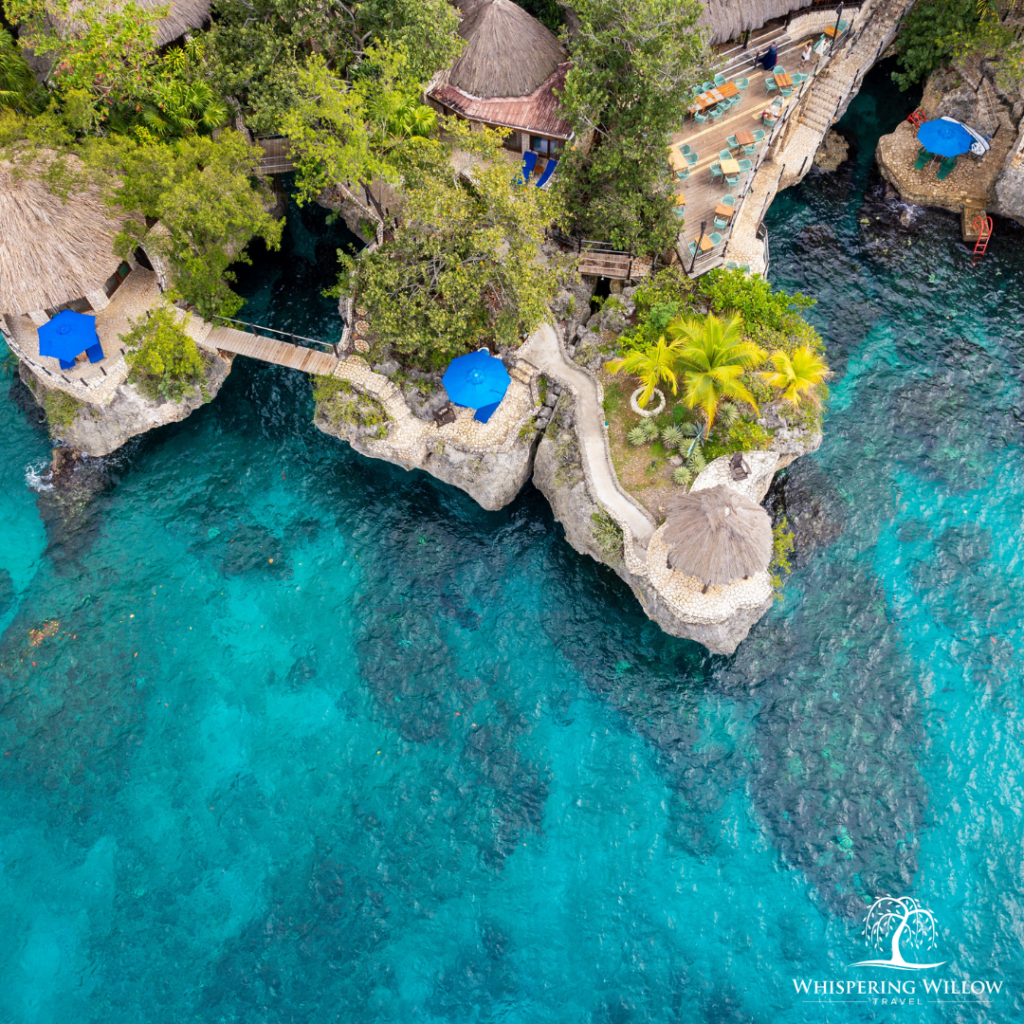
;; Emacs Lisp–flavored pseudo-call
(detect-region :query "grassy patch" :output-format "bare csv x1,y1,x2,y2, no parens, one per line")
312,375,389,431
591,510,623,559
42,390,83,434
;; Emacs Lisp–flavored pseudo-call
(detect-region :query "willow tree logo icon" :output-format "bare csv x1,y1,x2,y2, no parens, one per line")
852,896,947,970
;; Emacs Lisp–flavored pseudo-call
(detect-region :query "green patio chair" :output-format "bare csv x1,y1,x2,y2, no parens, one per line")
708,107,724,122
765,77,777,95
702,81,714,92
688,241,699,256
725,173,740,187
781,87,793,98
937,156,958,180
726,135,740,149
674,208,686,220
728,94,742,107
685,152,699,166
742,142,757,155
694,111,708,123
714,73,727,87
708,231,723,246
721,194,736,207
679,143,691,155
773,65,786,76
709,162,723,181
913,147,932,170
734,78,749,92
752,129,766,142
676,168,689,181
720,148,733,162
737,158,752,172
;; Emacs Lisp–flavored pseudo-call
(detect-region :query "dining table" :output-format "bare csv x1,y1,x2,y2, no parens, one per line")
691,80,739,113
695,233,715,253
735,130,755,147
774,71,793,89
713,202,734,223
720,157,741,175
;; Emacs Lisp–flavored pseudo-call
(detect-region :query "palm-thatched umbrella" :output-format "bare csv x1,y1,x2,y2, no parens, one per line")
663,484,772,589
448,0,566,99
0,152,126,317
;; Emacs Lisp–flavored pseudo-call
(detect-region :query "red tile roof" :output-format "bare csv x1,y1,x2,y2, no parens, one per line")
429,62,572,140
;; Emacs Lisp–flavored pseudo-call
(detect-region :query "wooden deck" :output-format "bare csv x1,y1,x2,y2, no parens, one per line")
668,66,797,262
206,326,339,375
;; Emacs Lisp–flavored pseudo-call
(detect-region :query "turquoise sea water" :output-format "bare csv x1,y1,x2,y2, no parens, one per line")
1,64,1024,1022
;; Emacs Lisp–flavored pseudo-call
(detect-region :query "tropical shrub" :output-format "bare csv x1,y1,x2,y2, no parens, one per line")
668,312,765,431
672,465,693,487
42,390,83,432
123,304,206,401
697,267,815,348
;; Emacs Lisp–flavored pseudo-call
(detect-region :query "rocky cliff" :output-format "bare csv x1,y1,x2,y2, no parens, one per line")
21,352,233,457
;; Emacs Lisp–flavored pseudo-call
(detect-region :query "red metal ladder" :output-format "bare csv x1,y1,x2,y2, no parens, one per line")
971,216,993,264
907,109,926,128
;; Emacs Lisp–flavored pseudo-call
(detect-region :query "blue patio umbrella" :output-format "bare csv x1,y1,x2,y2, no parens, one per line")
442,350,510,420
916,118,973,158
37,309,103,370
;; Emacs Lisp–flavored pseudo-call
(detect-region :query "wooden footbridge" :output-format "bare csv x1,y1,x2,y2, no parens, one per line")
204,319,340,375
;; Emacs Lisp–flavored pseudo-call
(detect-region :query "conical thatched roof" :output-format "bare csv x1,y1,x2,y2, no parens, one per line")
0,154,126,316
663,484,772,586
51,0,211,47
449,0,565,99
699,0,812,45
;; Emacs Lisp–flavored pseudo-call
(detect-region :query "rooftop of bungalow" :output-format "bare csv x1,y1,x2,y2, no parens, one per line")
426,0,572,145
47,0,212,48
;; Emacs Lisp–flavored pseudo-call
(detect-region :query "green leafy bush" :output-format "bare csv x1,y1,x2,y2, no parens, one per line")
770,517,795,594
617,266,694,353
698,267,816,348
123,304,206,401
591,509,623,558
312,374,388,431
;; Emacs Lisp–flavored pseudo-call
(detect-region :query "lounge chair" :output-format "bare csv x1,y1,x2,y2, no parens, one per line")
85,342,104,363
913,147,932,170
518,150,537,185
734,78,749,92
685,152,698,166
709,162,723,181
534,158,558,187
714,73,727,87
937,156,958,180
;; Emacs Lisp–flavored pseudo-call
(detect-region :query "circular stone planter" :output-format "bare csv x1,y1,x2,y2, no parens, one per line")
630,387,665,418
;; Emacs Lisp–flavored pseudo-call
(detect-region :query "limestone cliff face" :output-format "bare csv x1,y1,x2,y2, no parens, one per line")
533,393,777,656
21,353,233,457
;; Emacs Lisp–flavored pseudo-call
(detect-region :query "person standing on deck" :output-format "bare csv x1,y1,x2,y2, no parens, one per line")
801,41,812,63
756,42,778,71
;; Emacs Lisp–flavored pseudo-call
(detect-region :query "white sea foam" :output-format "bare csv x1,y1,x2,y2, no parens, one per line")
25,462,53,492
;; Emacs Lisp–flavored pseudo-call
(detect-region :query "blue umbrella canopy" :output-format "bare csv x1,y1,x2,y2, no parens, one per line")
442,349,511,410
916,118,973,158
37,309,99,363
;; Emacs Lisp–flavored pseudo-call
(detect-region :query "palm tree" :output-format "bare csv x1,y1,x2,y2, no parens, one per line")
667,312,765,433
605,336,682,408
0,30,40,113
760,345,830,408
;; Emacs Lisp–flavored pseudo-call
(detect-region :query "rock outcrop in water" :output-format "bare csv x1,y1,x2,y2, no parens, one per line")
19,351,234,458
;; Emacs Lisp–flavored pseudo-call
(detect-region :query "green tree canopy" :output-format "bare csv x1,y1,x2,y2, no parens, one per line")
555,0,707,254
338,123,566,369
123,302,206,400
91,130,283,317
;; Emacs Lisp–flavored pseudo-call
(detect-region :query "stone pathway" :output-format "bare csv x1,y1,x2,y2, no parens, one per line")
519,324,656,547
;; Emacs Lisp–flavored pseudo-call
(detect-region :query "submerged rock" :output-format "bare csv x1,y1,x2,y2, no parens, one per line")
814,129,850,172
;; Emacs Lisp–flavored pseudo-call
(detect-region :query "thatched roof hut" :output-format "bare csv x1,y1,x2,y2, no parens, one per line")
0,153,127,316
449,0,565,99
52,0,211,47
428,0,572,142
663,484,772,586
698,0,812,45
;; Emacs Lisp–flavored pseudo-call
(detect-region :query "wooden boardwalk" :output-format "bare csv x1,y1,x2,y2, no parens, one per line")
205,326,339,375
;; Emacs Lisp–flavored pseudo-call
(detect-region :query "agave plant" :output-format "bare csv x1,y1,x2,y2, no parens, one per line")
626,425,649,447
718,401,742,427
640,418,660,441
686,444,706,475
672,465,693,487
661,424,686,449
